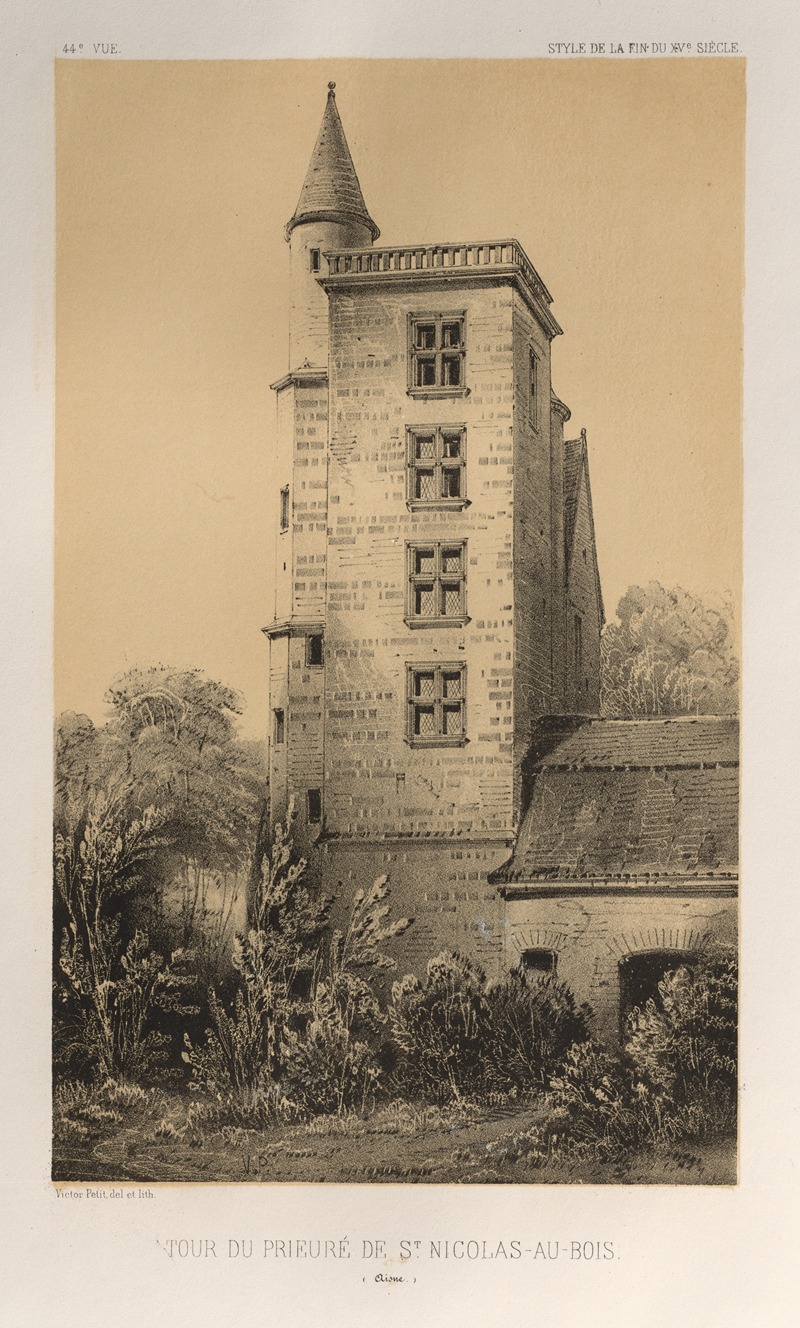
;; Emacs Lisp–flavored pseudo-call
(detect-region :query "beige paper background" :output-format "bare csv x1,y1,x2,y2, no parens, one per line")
3,1,799,1324
55,58,743,734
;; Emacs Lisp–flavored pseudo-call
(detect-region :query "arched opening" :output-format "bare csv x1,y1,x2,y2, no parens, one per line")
618,949,695,1038
518,948,557,979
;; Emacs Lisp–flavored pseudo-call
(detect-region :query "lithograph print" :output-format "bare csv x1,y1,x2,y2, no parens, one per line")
53,59,743,1184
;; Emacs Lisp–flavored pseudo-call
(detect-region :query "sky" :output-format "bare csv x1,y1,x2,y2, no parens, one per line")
55,58,744,737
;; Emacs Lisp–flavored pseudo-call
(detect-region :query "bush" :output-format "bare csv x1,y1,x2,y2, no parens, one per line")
548,1041,644,1158
625,947,737,1135
389,953,590,1104
281,988,382,1117
282,877,412,1116
54,792,197,1081
182,812,325,1110
390,952,489,1102
485,970,591,1093
186,849,411,1119
541,948,739,1163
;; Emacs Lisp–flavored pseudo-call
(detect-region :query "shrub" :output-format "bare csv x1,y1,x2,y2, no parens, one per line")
282,877,412,1116
625,946,737,1135
390,952,490,1103
281,989,381,1117
548,1041,644,1158
389,953,588,1104
485,970,591,1093
186,826,411,1119
54,792,197,1081
183,808,329,1110
540,949,739,1163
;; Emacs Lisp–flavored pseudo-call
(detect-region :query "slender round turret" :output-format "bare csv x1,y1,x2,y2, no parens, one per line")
285,84,379,367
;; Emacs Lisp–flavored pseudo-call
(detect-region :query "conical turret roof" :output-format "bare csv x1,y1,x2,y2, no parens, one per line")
286,83,379,242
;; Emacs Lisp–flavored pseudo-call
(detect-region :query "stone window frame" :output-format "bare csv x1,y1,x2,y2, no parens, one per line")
407,312,469,398
406,425,469,511
279,485,290,532
405,662,467,748
404,540,469,630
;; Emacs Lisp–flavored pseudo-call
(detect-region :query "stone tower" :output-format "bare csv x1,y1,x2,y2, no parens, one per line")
264,86,603,973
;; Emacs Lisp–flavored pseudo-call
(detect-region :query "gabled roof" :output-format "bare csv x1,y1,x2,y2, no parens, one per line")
563,430,605,624
286,84,379,242
491,716,739,885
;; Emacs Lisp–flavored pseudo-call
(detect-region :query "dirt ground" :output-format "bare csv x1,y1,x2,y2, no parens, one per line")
53,1089,737,1186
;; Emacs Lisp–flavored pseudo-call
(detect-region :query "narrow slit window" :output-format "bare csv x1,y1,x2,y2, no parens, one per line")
309,248,321,272
529,348,539,423
273,708,285,745
307,788,322,824
280,486,290,532
306,633,324,667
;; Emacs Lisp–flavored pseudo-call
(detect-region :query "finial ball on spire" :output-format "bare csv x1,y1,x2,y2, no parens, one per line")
328,82,336,94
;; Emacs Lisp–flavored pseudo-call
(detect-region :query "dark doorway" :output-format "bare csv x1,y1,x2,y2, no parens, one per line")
618,949,695,1038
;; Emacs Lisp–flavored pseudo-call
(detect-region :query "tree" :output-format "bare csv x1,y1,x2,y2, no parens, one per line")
54,791,195,1080
600,582,739,718
182,807,332,1113
55,666,267,963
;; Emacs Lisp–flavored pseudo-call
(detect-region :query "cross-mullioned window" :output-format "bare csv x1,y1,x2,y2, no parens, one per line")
405,541,468,627
406,663,467,746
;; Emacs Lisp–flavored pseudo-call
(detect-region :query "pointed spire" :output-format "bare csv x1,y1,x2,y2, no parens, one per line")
286,83,379,242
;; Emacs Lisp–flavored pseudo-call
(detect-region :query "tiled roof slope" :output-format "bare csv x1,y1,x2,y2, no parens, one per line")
286,84,379,241
492,716,739,883
528,715,738,770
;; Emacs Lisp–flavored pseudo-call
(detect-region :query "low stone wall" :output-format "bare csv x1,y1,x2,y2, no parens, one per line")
502,886,738,1042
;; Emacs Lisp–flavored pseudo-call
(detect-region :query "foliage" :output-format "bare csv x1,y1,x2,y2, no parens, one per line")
389,953,588,1104
547,1041,645,1159
625,947,737,1128
484,970,591,1092
183,808,331,1112
282,877,412,1116
54,792,196,1080
390,952,489,1102
601,582,739,717
55,666,267,966
540,947,739,1164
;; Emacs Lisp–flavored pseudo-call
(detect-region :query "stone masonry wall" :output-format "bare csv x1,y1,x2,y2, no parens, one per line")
503,889,737,1041
323,277,557,840
310,837,513,980
565,468,602,713
511,290,557,818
